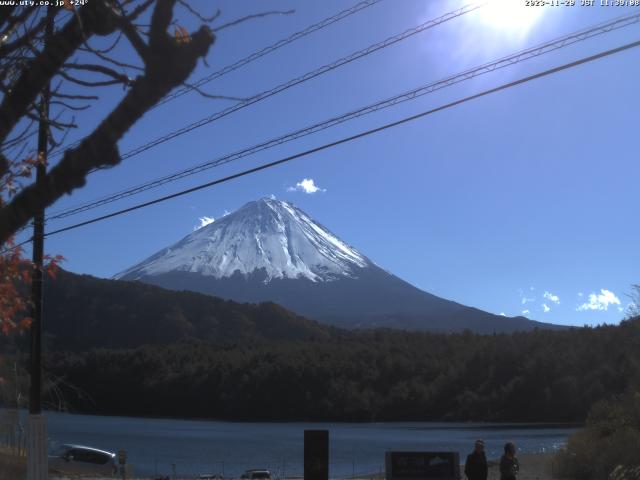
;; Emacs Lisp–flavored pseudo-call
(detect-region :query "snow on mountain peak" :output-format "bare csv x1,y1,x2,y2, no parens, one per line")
115,197,370,283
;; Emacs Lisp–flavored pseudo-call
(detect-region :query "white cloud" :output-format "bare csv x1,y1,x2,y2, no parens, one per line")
287,178,326,194
519,288,535,305
578,292,584,297
577,289,621,312
522,309,530,315
193,216,215,230
542,304,550,313
543,291,560,304
499,312,506,317
222,210,231,217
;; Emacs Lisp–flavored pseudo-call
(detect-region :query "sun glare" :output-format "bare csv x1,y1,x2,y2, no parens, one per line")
478,0,545,35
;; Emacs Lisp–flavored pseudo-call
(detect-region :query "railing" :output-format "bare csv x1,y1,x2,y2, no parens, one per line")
0,408,26,457
0,411,26,480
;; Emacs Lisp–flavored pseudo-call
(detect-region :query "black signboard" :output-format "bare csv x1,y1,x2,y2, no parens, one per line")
304,430,329,480
385,452,460,480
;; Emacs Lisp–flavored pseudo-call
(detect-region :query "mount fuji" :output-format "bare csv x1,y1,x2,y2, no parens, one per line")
116,197,560,333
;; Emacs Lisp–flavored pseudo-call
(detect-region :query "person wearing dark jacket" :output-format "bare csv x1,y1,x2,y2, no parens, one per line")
464,440,488,480
500,442,519,480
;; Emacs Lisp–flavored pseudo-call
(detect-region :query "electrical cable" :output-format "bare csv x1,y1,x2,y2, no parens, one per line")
40,38,640,240
46,11,640,221
46,3,485,166
156,0,386,108
45,0,386,158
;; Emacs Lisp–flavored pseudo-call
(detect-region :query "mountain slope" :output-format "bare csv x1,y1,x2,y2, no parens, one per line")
116,197,562,333
41,269,332,351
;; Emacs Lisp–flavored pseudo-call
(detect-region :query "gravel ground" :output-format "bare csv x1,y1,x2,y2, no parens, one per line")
486,453,558,480
0,447,25,480
2,452,561,480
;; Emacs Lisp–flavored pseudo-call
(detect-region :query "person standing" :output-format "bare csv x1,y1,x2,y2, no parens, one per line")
464,439,488,480
499,442,519,480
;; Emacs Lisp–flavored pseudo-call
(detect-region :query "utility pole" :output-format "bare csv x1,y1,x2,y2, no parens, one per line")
27,8,53,480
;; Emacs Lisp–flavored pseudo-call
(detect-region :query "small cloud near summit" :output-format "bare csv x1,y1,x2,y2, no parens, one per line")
287,178,326,194
543,291,560,304
193,216,215,231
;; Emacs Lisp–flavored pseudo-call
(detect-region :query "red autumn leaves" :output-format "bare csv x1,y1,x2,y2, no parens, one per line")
1,153,63,336
0,239,63,336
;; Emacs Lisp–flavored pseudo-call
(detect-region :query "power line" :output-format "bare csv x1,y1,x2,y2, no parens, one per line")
110,3,485,162
156,0,385,108
46,11,640,221
47,2,485,166
0,236,33,256
42,38,640,239
46,0,385,158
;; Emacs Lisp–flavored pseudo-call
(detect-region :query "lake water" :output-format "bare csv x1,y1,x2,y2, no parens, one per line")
16,411,580,479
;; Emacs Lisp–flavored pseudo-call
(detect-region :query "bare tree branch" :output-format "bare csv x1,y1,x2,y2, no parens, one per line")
214,10,295,32
0,7,17,31
126,0,155,22
178,0,220,23
182,82,248,102
80,38,145,71
50,100,91,111
0,7,33,43
115,13,149,61
25,111,78,130
0,1,121,144
0,5,215,243
51,91,99,101
58,70,128,88
9,139,30,163
0,10,51,58
1,118,36,149
149,0,175,46
62,63,133,85
79,30,123,54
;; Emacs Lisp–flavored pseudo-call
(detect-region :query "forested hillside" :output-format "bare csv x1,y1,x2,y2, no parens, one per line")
40,270,333,350
45,317,640,422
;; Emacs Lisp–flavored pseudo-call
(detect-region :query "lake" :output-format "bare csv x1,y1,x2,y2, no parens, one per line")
12,411,578,478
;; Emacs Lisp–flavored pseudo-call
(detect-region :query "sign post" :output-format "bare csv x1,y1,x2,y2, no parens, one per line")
385,452,460,480
304,430,329,480
118,449,127,480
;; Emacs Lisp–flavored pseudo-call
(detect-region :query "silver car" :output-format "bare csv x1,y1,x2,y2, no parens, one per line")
241,470,273,480
49,444,117,477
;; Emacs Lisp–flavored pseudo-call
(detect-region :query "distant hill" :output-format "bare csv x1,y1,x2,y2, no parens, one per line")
116,197,563,333
42,269,332,351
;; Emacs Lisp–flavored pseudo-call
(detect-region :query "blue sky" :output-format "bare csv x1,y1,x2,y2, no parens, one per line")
18,0,640,326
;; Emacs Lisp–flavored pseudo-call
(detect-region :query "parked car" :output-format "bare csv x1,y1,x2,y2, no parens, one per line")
49,444,118,477
241,469,273,480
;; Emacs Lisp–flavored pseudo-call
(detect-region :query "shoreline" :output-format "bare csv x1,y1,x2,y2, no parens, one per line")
10,407,585,426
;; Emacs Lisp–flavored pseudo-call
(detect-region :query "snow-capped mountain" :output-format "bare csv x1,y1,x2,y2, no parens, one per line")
116,197,562,333
116,196,370,283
